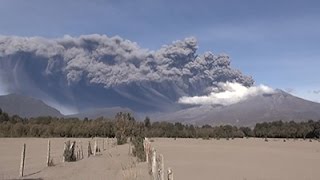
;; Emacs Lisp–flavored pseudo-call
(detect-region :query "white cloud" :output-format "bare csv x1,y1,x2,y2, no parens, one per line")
178,82,274,106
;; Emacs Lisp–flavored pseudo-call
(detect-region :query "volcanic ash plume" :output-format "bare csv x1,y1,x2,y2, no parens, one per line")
0,70,8,95
0,34,254,111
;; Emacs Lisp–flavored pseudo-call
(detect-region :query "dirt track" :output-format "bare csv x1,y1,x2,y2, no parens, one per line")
0,138,149,180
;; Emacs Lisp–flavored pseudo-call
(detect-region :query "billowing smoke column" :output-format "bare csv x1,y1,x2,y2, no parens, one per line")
0,34,254,113
0,73,8,95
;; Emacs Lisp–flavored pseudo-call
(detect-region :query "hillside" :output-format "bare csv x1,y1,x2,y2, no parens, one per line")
0,94,62,118
1,90,320,126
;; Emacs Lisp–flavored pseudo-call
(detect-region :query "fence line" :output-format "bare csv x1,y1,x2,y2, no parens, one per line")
7,137,166,179
14,137,114,178
144,138,173,180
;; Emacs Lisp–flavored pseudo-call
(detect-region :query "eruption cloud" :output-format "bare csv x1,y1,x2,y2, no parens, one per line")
0,70,8,95
0,83,8,95
0,34,254,112
178,82,275,106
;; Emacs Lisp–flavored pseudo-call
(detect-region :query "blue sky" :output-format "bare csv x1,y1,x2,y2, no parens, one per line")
0,0,319,102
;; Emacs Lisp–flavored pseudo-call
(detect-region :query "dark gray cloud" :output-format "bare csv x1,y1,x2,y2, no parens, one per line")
0,34,254,112
0,34,253,87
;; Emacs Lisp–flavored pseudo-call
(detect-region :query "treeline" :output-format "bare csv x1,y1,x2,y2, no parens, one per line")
254,120,320,139
0,108,320,139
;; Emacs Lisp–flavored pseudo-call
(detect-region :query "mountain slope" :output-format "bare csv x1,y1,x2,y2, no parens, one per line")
0,94,63,118
152,90,320,126
1,90,320,126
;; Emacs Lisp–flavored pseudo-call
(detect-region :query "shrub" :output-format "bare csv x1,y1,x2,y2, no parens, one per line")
63,141,76,162
115,112,135,145
131,136,146,162
202,136,210,140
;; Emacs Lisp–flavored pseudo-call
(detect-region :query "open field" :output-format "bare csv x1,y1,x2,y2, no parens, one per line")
0,138,149,180
0,138,319,180
151,138,320,180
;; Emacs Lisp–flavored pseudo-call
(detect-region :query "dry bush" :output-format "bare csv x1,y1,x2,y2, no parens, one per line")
132,136,146,162
63,141,76,162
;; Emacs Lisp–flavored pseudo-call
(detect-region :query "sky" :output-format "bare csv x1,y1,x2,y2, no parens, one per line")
0,0,319,102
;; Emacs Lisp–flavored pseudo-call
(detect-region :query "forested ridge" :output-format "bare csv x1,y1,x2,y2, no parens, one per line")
0,108,319,139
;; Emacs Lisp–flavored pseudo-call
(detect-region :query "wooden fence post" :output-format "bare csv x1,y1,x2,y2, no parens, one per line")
128,143,132,155
94,139,97,156
19,143,26,177
167,168,173,180
46,140,51,166
146,145,149,163
88,141,92,157
145,140,151,173
78,148,80,160
76,144,79,160
63,142,66,162
152,148,157,180
80,142,84,159
159,154,164,180
103,139,105,151
145,139,150,163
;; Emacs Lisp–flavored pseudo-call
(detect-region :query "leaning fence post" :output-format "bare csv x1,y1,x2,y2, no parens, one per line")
152,148,157,180
47,140,51,166
19,143,26,177
167,168,173,180
102,139,105,151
